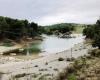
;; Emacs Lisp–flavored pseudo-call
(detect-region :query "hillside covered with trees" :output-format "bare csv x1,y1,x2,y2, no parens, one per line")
43,23,86,35
0,16,41,41
83,18,100,48
0,16,87,41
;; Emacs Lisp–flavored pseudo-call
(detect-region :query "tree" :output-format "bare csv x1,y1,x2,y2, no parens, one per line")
92,19,100,48
0,16,9,38
29,22,38,37
0,16,40,41
83,25,95,39
83,18,100,48
92,33,100,48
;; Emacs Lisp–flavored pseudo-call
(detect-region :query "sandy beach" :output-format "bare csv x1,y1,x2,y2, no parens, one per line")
0,41,93,80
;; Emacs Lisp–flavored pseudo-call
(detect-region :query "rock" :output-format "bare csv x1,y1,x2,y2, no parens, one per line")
10,53,16,56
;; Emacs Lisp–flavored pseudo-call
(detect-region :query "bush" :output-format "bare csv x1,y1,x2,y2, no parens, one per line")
14,73,27,78
89,49,100,57
57,70,67,80
34,65,38,67
58,57,64,61
73,60,83,70
67,66,76,74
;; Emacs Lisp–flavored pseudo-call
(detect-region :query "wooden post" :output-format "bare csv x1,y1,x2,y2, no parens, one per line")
26,42,29,56
71,48,72,58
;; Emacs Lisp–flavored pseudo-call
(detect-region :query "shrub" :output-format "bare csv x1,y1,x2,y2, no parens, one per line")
89,49,100,57
73,60,83,70
34,65,38,67
14,73,27,78
57,71,67,80
67,66,76,74
58,57,64,61
53,68,58,71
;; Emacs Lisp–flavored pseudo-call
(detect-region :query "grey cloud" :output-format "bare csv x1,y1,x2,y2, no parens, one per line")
0,0,100,25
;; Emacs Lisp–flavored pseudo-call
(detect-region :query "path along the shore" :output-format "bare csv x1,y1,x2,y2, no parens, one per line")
0,42,92,80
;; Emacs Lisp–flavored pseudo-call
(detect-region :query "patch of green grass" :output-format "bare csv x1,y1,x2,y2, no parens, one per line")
29,47,41,53
67,74,77,80
23,47,41,54
74,26,85,33
23,42,41,54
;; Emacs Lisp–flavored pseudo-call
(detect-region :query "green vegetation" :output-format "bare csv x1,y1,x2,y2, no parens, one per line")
88,49,100,57
0,16,41,41
0,16,86,41
83,18,100,48
65,51,100,80
57,48,100,80
67,74,77,80
23,43,41,54
23,47,41,54
57,55,90,80
3,42,41,55
74,25,85,33
44,23,75,35
42,23,86,35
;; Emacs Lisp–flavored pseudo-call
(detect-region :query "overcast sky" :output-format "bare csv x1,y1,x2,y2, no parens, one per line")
0,0,100,25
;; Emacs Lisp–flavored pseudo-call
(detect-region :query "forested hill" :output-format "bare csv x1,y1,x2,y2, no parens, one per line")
42,23,87,35
0,16,41,41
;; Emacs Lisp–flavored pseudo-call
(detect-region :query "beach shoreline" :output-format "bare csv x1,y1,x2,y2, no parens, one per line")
0,41,92,80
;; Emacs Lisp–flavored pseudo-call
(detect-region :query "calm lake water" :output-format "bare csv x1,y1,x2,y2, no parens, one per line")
37,34,85,55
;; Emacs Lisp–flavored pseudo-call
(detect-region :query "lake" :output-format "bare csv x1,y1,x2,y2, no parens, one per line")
34,34,85,56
